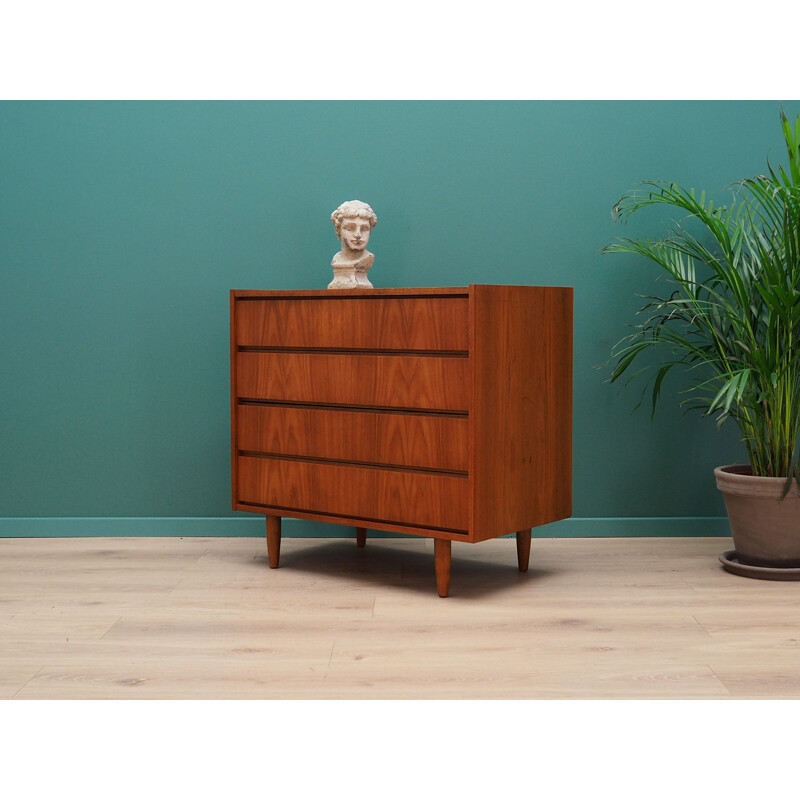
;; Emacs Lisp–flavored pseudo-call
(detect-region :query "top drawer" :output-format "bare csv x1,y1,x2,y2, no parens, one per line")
235,295,469,352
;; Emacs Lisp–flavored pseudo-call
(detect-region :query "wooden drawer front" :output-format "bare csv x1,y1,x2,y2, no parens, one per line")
235,296,468,351
237,456,469,531
237,405,468,473
236,352,469,412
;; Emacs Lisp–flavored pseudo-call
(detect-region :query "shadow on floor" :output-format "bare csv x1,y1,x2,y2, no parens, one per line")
252,539,558,599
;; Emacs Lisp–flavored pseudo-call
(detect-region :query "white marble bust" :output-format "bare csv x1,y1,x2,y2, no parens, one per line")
328,200,377,289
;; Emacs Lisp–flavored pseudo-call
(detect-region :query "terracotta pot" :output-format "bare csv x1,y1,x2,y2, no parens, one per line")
715,465,800,569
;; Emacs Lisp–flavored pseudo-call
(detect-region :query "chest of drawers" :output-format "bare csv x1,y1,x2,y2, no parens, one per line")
230,284,572,596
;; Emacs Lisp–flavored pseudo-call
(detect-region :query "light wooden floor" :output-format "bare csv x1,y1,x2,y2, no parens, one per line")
2,534,800,699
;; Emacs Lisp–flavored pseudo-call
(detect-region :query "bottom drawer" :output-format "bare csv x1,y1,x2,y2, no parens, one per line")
237,456,469,532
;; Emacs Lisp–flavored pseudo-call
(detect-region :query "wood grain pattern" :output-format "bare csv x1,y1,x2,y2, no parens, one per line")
232,502,471,541
230,291,240,507
233,287,468,298
434,538,451,597
230,286,573,591
236,404,468,472
516,529,532,572
235,296,469,351
236,351,469,412
6,536,781,699
470,285,573,541
237,456,469,532
266,515,281,568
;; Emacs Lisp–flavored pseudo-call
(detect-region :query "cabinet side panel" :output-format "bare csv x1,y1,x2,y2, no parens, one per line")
471,285,573,541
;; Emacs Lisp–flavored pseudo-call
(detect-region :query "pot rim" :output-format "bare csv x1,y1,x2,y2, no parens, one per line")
715,464,800,499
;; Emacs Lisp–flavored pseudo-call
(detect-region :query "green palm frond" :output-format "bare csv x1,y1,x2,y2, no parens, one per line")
603,110,800,487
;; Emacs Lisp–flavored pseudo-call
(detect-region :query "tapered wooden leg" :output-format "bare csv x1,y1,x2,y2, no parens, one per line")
266,515,281,569
355,527,367,548
434,538,451,597
516,529,532,572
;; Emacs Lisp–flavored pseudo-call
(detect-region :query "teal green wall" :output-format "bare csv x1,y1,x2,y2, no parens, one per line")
1,101,796,536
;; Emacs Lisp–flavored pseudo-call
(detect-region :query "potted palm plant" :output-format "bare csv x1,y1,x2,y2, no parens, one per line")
604,110,800,579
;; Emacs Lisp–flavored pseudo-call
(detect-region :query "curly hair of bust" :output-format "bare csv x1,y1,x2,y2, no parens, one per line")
331,200,378,238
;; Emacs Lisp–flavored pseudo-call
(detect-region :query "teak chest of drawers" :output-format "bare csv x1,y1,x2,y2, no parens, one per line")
230,285,572,596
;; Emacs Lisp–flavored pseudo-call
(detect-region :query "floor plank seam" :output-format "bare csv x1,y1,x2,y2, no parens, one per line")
690,614,714,637
707,664,732,695
678,576,703,595
98,617,124,640
11,665,45,699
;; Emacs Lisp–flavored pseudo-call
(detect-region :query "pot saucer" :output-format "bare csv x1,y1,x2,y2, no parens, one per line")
719,550,800,581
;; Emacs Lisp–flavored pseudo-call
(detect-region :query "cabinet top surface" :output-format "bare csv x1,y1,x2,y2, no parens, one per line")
232,287,467,298
231,285,571,299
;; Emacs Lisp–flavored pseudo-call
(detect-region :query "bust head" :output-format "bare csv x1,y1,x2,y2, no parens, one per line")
328,200,378,289
331,200,378,255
